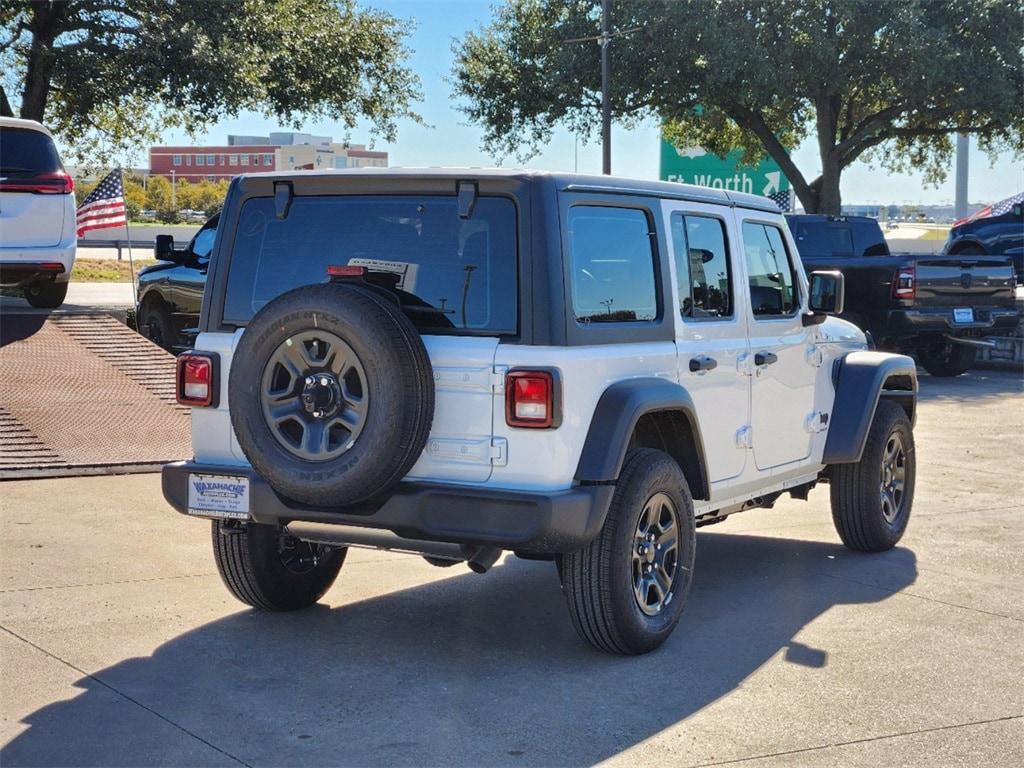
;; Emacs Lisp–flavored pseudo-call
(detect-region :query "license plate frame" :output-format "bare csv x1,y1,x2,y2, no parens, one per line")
953,307,974,324
187,473,251,520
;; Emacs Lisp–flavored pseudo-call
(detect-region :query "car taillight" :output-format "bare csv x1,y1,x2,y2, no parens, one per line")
893,266,915,300
506,370,556,428
176,353,217,407
0,171,74,194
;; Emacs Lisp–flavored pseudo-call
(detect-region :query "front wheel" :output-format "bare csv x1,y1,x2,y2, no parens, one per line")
830,400,915,552
212,521,346,610
561,448,696,655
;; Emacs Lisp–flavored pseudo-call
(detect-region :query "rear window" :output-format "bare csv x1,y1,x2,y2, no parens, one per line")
792,220,853,258
0,127,62,176
222,195,517,334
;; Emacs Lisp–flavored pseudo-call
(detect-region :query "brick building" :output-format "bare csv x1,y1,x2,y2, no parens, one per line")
149,132,388,183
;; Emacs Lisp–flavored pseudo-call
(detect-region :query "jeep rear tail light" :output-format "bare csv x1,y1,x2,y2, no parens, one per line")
0,171,74,195
176,353,217,407
893,266,915,300
506,370,556,428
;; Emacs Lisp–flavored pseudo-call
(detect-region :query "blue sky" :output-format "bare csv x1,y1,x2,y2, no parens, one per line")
162,0,1023,206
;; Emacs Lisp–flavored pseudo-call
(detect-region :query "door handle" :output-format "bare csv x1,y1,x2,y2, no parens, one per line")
754,351,779,366
689,355,718,373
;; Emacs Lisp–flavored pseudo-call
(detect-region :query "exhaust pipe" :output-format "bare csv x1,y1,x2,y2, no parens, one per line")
463,545,501,574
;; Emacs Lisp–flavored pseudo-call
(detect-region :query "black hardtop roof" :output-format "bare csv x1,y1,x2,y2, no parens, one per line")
234,167,782,214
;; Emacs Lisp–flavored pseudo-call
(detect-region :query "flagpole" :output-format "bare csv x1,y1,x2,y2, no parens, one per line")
121,169,138,308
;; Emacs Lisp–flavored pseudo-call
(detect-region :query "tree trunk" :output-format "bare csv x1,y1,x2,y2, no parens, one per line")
19,2,64,122
816,154,842,215
0,86,13,118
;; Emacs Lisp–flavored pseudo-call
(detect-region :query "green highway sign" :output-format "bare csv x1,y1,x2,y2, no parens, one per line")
659,139,789,197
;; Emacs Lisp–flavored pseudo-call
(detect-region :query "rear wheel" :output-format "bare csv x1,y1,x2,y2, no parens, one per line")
919,343,976,377
830,400,915,552
561,448,696,655
211,521,346,610
24,281,68,309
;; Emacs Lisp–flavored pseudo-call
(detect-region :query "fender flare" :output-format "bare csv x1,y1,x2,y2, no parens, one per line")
823,351,917,464
574,377,710,500
946,236,988,255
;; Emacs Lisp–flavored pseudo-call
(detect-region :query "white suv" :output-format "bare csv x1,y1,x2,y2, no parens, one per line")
0,117,76,308
162,169,918,654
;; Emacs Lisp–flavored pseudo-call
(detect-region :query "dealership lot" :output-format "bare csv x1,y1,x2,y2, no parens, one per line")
1,370,1021,767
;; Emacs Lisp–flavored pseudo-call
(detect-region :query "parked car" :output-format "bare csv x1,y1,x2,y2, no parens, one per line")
787,214,1019,376
944,192,1024,281
136,213,217,351
162,169,920,655
0,117,76,308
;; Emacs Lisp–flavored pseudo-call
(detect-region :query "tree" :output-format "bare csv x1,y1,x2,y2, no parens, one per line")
453,0,1023,213
144,175,176,221
1,0,421,164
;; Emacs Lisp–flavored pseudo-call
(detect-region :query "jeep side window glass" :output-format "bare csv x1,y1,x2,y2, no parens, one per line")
568,206,657,323
670,213,691,316
681,215,731,318
742,221,798,316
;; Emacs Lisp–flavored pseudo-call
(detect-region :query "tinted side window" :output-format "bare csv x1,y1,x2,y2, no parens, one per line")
568,206,657,323
674,214,731,318
742,222,799,316
190,215,219,259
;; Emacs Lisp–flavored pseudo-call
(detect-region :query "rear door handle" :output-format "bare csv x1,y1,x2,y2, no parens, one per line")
689,355,718,373
754,351,778,366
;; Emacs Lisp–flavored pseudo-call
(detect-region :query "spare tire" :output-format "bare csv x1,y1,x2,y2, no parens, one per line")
229,282,434,507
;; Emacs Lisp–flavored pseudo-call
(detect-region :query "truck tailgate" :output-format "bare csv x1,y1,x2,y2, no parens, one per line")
912,255,1016,307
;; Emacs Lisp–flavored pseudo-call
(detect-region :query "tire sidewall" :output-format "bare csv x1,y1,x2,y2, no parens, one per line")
229,284,431,505
607,451,696,651
860,402,916,546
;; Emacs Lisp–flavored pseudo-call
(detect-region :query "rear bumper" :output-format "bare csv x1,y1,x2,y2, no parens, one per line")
886,306,1020,339
162,461,615,554
0,244,75,286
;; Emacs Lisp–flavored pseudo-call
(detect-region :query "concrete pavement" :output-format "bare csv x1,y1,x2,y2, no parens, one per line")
1,370,1022,767
0,282,135,312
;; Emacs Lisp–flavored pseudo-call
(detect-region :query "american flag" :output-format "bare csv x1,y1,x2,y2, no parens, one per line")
76,169,126,237
958,191,1024,226
990,191,1024,216
767,188,793,212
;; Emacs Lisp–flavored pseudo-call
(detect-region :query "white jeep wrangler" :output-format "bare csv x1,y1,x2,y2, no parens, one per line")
163,169,917,655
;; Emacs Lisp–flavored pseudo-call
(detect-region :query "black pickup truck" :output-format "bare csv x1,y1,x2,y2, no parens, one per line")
787,215,1019,376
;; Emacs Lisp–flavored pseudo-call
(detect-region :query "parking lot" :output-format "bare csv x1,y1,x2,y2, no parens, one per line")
1,368,1021,767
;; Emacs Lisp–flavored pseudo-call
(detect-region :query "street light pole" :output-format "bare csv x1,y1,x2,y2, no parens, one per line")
170,170,176,209
600,0,611,175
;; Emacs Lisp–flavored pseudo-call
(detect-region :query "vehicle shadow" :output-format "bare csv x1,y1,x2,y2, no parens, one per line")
2,532,917,767
916,367,1023,403
0,310,49,348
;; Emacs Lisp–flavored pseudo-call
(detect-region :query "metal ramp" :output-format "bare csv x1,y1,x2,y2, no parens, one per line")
0,311,190,479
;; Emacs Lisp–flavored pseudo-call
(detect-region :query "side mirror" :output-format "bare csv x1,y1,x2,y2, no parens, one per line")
807,270,845,315
154,234,176,261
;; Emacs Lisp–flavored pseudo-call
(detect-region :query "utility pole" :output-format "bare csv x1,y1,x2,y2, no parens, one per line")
954,134,969,221
600,0,611,175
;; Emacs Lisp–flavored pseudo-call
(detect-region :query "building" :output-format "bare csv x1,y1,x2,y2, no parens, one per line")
149,132,388,183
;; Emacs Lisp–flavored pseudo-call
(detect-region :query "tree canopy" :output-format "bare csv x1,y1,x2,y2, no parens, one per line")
453,0,1024,213
1,0,421,164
